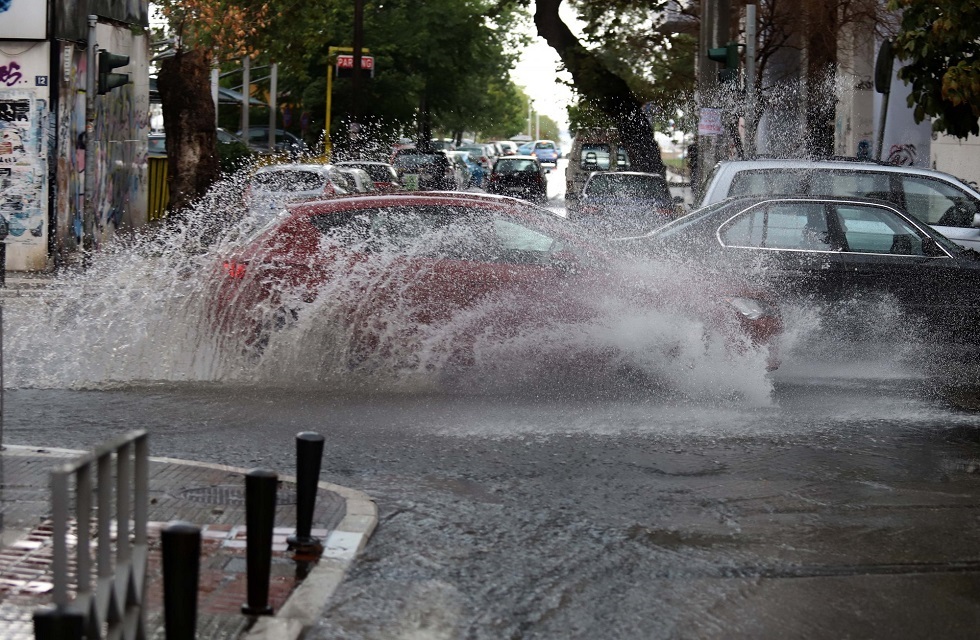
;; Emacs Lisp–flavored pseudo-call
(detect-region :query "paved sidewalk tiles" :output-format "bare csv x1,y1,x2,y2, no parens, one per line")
0,445,378,639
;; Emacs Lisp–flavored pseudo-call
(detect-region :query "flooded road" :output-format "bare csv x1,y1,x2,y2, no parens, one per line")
5,369,980,638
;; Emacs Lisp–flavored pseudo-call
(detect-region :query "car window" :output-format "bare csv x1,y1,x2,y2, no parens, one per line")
729,169,810,198
901,175,980,227
252,170,326,192
580,144,612,170
833,204,927,255
585,174,669,199
809,171,892,201
721,202,831,250
616,146,631,169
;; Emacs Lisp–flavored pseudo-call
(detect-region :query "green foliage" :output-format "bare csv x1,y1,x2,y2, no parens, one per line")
217,139,254,174
567,0,695,135
890,0,980,138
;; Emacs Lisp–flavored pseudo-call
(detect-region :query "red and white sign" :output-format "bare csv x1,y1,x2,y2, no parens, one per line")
336,55,374,70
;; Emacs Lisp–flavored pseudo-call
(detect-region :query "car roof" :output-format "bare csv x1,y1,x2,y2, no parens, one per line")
254,163,334,174
334,160,392,167
716,158,960,180
285,190,538,213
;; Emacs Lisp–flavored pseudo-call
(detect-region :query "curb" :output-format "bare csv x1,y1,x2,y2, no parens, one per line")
2,445,378,639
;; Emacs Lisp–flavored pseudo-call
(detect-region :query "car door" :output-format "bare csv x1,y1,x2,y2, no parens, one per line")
716,200,851,303
829,201,976,331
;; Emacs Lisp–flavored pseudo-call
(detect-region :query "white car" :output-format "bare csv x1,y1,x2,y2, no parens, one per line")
698,159,980,251
247,163,351,220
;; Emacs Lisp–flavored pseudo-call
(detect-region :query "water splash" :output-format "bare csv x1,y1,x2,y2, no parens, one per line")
4,173,778,404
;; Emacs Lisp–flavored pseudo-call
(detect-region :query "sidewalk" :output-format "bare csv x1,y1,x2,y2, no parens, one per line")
0,444,378,639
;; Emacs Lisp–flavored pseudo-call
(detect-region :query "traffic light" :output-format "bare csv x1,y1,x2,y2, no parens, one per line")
707,42,740,85
98,50,130,94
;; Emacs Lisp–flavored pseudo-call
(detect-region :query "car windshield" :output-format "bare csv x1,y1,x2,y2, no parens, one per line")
586,174,669,198
251,170,325,192
343,164,395,182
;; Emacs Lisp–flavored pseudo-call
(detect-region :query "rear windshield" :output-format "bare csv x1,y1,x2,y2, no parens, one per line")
252,170,325,192
495,159,539,173
586,174,669,198
579,144,630,170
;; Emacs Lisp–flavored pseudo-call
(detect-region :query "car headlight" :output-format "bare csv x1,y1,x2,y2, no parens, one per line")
726,297,775,320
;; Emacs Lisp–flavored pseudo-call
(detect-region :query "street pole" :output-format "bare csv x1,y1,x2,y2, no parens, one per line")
268,63,277,152
352,0,364,151
82,15,98,259
241,55,250,147
211,66,219,128
0,218,6,450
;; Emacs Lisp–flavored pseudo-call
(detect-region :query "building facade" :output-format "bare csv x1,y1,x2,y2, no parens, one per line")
0,0,149,271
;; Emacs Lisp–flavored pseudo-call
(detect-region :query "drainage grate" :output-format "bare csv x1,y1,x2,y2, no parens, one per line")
176,485,297,506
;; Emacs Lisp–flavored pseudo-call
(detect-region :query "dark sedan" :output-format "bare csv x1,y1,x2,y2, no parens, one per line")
615,196,980,350
485,156,549,202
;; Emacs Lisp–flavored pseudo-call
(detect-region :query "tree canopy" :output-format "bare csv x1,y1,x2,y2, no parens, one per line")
890,0,980,138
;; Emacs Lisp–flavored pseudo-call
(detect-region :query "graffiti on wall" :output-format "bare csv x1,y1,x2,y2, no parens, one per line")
95,79,149,234
0,92,47,244
55,43,85,250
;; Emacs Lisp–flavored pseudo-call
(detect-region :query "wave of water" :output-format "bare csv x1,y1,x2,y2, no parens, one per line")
3,177,788,404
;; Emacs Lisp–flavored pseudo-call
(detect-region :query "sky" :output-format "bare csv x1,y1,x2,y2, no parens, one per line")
509,5,581,135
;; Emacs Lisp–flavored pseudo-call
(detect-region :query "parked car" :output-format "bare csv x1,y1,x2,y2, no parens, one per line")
237,126,308,157
530,139,560,164
336,167,378,193
573,171,678,236
496,141,519,156
698,158,980,251
457,144,495,175
485,156,549,202
333,161,401,192
208,192,783,372
565,129,633,216
615,195,980,350
447,152,473,189
452,150,485,188
246,163,351,220
391,150,460,191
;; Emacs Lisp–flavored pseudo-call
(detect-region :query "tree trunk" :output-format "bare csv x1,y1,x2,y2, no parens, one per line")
534,0,666,175
157,48,219,218
803,0,838,158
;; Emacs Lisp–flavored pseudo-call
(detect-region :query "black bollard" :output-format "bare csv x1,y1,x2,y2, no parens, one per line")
32,607,84,640
242,468,277,616
161,521,201,640
287,431,325,554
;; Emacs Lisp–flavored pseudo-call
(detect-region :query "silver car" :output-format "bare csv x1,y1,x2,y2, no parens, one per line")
698,158,980,251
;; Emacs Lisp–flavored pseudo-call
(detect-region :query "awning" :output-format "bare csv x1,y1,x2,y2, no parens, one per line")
148,78,267,107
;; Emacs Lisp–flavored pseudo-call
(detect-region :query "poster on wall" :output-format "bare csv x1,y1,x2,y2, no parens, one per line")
0,95,46,245
0,0,48,40
0,42,49,256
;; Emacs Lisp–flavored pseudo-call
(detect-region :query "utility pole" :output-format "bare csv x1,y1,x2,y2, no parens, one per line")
241,56,250,145
82,15,98,258
352,0,364,155
745,3,757,157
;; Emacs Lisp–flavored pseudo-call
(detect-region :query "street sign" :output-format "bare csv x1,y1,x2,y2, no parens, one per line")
336,54,374,78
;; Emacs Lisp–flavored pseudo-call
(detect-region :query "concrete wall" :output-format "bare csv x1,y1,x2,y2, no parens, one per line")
931,134,980,187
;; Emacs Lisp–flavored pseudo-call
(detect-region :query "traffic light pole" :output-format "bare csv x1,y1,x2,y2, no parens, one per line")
82,15,98,259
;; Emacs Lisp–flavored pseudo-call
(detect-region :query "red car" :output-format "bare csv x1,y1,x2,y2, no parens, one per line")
208,192,781,377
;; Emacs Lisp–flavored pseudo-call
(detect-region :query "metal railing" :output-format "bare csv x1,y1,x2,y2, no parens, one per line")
34,430,150,640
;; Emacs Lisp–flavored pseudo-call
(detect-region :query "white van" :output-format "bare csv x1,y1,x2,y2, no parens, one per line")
565,129,631,215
